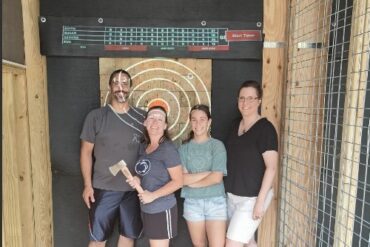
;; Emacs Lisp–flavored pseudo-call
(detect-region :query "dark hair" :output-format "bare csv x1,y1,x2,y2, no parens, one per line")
142,105,171,145
238,80,263,99
109,69,132,87
183,104,211,144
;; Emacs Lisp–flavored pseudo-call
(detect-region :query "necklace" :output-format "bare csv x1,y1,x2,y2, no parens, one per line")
239,116,261,135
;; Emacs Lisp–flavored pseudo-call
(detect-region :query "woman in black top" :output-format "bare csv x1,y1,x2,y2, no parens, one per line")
225,81,278,247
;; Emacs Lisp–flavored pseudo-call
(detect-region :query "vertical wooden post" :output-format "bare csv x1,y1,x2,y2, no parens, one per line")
334,0,370,246
259,0,288,246
21,0,53,246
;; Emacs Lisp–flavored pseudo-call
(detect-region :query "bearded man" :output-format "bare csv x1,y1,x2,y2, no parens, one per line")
80,69,145,247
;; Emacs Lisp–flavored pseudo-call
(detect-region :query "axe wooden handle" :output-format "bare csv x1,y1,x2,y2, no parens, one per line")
121,166,144,193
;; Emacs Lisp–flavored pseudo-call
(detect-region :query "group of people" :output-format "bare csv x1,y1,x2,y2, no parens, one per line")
80,69,278,247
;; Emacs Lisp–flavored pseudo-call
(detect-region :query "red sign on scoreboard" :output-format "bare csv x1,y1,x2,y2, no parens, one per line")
225,30,261,42
105,45,148,51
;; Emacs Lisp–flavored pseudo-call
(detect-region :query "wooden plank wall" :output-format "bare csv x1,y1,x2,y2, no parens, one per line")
259,0,288,245
2,64,36,247
2,0,52,246
280,0,331,245
334,0,370,245
2,0,53,244
3,65,25,247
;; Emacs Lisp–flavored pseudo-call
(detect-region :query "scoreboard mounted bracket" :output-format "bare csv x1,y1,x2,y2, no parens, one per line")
39,16,263,59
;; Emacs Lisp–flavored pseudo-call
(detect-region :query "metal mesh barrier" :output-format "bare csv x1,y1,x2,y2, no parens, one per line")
278,0,369,246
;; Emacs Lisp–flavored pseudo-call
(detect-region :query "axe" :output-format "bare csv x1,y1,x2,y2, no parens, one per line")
109,160,144,193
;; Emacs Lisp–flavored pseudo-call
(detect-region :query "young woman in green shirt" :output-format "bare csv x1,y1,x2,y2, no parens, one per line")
179,104,227,247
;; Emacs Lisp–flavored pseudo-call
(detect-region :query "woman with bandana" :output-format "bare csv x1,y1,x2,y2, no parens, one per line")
127,105,183,247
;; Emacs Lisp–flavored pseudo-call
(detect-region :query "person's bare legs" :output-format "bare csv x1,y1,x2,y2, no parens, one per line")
149,239,170,247
225,238,244,247
186,220,207,247
117,235,134,247
88,241,106,247
225,236,257,247
206,220,226,247
245,235,257,247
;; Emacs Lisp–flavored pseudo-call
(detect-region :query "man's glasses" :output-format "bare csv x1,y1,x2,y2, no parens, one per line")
238,96,259,103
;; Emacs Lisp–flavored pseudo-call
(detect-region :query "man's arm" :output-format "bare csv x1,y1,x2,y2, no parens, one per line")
80,140,95,209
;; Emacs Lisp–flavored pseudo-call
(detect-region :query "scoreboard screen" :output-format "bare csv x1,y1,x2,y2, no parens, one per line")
40,16,263,59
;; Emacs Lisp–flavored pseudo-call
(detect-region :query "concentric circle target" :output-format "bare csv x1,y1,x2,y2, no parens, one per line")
103,58,211,142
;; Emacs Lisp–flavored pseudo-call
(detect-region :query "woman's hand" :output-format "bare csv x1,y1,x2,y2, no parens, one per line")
126,176,141,190
252,199,265,220
138,190,157,204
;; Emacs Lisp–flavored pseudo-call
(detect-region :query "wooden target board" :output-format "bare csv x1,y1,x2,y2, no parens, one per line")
99,58,211,142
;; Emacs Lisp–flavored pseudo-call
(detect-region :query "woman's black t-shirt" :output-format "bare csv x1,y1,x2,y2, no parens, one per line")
225,117,278,197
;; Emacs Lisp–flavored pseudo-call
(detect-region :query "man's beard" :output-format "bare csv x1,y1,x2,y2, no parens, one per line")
113,90,129,103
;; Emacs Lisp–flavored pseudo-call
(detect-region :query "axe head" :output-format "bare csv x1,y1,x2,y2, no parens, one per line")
109,160,128,176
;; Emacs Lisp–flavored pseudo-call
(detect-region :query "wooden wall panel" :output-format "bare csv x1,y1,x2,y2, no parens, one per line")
3,67,23,247
13,70,37,247
2,64,36,247
259,0,288,245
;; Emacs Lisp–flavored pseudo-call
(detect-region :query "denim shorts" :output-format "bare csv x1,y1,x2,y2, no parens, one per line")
183,196,227,221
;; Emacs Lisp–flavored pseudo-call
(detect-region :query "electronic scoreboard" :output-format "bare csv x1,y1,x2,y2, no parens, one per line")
40,16,263,59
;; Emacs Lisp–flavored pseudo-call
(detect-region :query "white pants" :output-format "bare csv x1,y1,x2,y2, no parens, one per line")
227,189,274,244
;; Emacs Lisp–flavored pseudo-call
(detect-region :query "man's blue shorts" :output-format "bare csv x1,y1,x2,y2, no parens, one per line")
89,189,143,241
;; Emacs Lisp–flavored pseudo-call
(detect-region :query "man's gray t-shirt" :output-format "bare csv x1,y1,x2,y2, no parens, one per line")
134,140,181,214
80,105,145,191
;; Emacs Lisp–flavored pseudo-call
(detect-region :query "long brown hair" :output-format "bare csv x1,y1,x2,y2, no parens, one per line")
238,80,263,99
142,105,171,145
183,104,211,144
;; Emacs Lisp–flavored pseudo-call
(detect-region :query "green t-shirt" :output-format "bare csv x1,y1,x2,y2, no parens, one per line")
179,137,227,198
